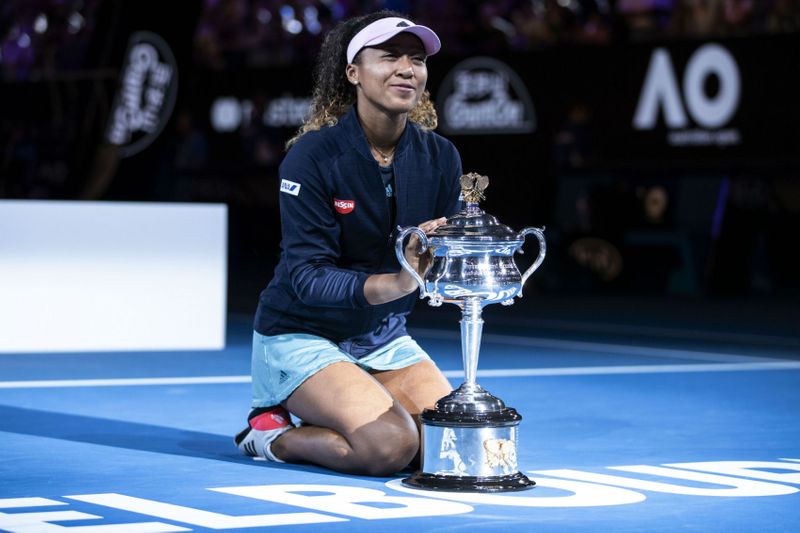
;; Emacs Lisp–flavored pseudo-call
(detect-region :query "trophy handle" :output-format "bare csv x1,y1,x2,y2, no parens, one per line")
517,226,546,297
395,226,430,299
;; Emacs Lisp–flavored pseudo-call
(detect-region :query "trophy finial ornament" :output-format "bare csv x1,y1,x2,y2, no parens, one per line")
395,172,547,492
459,172,489,204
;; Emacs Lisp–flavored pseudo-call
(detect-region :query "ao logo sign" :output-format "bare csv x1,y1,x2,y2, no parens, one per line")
2,459,798,530
633,43,742,146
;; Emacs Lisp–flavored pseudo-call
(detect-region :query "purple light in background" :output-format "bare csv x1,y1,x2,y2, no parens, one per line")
711,177,730,239
616,0,674,12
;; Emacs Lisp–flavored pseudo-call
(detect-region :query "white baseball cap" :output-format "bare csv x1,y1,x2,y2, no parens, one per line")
346,17,441,64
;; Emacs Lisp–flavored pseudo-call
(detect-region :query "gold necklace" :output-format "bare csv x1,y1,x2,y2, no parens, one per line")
367,140,396,164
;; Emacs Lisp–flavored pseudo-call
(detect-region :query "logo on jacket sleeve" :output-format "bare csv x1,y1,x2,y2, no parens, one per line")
333,198,355,214
280,179,301,196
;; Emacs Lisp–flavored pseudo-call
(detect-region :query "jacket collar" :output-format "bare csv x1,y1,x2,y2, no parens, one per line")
340,105,414,164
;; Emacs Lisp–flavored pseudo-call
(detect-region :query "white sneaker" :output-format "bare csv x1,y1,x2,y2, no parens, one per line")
234,406,294,462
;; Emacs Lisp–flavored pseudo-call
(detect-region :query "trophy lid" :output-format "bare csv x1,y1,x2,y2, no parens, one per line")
421,383,522,427
430,173,520,242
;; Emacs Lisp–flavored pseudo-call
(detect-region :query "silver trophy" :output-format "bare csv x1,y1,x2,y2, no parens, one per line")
396,173,546,492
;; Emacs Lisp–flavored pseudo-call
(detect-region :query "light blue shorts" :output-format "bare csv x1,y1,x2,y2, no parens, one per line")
251,331,433,408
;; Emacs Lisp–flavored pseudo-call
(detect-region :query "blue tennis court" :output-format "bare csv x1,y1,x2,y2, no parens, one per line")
1,309,799,532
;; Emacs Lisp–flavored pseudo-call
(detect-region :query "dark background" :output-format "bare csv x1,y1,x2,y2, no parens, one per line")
2,0,799,339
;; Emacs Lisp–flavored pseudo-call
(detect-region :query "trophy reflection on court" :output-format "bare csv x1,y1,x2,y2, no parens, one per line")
396,173,546,492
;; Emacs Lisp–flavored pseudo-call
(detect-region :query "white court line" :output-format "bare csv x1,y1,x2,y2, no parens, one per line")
1,361,799,389
443,361,800,378
410,328,785,364
0,376,251,389
458,315,800,348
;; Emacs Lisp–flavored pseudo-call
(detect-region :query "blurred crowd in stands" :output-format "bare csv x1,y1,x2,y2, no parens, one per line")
0,0,102,80
2,0,799,77
193,0,800,68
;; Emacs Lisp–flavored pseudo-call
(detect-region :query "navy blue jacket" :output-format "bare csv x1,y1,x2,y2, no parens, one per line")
254,106,462,357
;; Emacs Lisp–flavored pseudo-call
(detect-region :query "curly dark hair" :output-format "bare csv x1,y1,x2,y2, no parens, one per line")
287,10,438,148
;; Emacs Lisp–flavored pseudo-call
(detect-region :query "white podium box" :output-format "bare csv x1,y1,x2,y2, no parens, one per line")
0,201,227,352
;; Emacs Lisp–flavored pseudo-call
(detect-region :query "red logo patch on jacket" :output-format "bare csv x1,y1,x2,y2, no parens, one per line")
333,198,355,214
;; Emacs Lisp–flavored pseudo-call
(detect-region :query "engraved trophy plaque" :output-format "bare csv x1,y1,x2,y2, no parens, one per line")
395,173,546,492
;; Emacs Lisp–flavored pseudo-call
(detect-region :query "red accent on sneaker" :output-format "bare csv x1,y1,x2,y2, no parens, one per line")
250,408,290,431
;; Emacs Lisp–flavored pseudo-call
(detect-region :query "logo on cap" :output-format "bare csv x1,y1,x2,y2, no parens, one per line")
396,21,410,27
333,198,355,214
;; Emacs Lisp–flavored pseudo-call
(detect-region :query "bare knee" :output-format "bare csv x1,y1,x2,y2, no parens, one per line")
350,417,419,476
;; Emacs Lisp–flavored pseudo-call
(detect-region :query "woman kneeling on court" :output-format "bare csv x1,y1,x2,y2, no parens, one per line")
234,11,463,476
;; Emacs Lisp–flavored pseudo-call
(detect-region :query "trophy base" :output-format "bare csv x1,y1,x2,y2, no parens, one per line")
402,471,535,492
